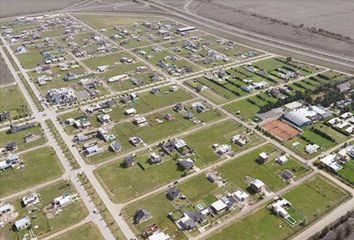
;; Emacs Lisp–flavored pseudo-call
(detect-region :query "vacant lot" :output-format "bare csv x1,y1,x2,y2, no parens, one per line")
52,222,103,240
0,85,30,120
0,147,63,196
0,53,14,86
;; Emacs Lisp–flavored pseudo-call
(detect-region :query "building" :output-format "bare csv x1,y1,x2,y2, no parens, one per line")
10,122,35,134
178,158,194,170
250,179,265,192
0,111,10,122
150,152,162,164
5,142,17,151
14,217,31,230
109,141,122,152
232,135,248,147
281,169,294,181
166,187,181,201
134,116,148,126
123,155,135,168
97,114,111,124
134,209,151,224
176,26,196,34
210,199,228,213
21,192,40,207
305,144,319,154
84,142,102,155
53,194,74,209
0,204,12,215
233,190,249,202
148,231,170,240
283,111,311,128
215,144,232,155
257,152,269,164
270,198,292,218
46,88,77,105
125,108,137,115
0,154,20,171
276,155,289,165
108,74,128,83
320,154,343,172
129,136,142,146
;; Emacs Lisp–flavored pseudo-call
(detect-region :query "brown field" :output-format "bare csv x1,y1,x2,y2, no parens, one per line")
262,119,301,141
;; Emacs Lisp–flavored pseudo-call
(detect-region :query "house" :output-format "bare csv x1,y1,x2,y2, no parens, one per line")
84,142,102,155
0,204,12,215
14,217,31,230
320,154,343,172
22,193,40,207
148,231,170,240
176,26,196,34
53,193,74,209
46,88,77,105
281,169,294,181
0,154,20,171
0,111,10,122
134,116,148,126
5,142,17,151
232,135,248,146
134,209,151,224
276,155,289,165
110,141,122,152
166,187,181,201
192,102,207,113
233,190,249,202
150,88,160,94
24,134,36,143
176,213,196,230
129,136,142,146
215,144,231,155
270,198,292,218
164,113,175,121
125,108,137,115
123,155,135,168
173,103,184,112
97,114,111,124
185,112,194,120
305,144,319,154
74,117,91,129
257,152,269,164
108,74,128,83
178,158,194,170
10,122,35,134
249,179,265,192
150,152,162,164
174,139,187,150
210,199,228,213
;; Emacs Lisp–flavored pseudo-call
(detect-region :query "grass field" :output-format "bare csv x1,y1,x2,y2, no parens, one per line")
207,176,349,240
0,124,46,151
51,222,103,240
0,85,30,120
0,181,88,240
122,144,310,238
0,147,63,196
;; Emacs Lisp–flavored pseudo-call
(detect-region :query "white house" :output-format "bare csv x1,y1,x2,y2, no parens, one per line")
15,217,31,230
210,199,228,213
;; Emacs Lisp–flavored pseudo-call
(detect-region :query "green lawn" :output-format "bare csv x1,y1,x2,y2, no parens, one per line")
0,181,88,240
184,120,264,166
0,147,63,196
51,222,103,240
207,176,349,240
337,159,354,186
0,85,30,120
0,124,46,151
96,148,184,203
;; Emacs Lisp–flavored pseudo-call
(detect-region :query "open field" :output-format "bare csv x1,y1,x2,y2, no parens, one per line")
51,222,104,240
207,176,350,240
0,51,15,85
0,147,63,196
0,180,88,240
0,85,30,120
